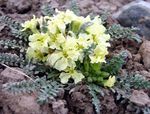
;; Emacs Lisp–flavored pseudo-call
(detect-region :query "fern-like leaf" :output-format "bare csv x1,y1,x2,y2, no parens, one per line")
0,15,31,43
70,0,80,15
107,24,141,43
0,53,25,67
0,15,22,30
100,11,110,24
11,28,31,42
3,77,63,104
102,51,128,75
88,84,103,114
143,107,150,114
0,39,25,50
37,80,62,104
3,80,38,94
41,4,55,16
121,74,150,89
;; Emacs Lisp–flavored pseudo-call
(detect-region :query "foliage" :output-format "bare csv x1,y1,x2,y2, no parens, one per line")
0,15,22,30
77,56,116,87
0,15,31,43
70,0,80,15
107,24,141,43
11,28,31,42
88,84,104,114
41,4,55,16
0,39,24,50
0,53,25,67
119,74,150,90
99,11,110,24
21,10,112,85
3,77,63,104
102,51,128,75
143,107,150,114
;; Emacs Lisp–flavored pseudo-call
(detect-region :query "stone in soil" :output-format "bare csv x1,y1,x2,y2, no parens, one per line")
139,40,150,69
0,68,54,114
113,1,150,40
140,70,150,80
130,90,150,107
52,100,68,114
1,67,25,83
6,0,32,14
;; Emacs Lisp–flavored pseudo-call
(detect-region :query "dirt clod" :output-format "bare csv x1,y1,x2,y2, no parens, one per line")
52,100,68,114
130,90,150,106
139,40,150,69
6,0,32,14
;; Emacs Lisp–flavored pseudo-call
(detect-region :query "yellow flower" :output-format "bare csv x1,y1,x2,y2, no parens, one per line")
64,10,77,24
23,10,112,85
47,21,58,34
49,33,66,49
28,33,50,53
37,16,51,26
26,47,45,61
89,44,109,63
62,37,80,61
100,34,111,41
86,16,106,37
54,19,66,34
59,69,84,84
77,33,92,50
47,52,67,71
47,51,76,71
29,33,49,42
103,76,116,88
22,15,39,33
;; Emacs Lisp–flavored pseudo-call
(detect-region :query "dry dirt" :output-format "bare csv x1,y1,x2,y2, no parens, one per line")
0,0,150,114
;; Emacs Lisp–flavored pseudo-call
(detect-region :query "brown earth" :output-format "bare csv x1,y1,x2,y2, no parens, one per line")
0,0,150,114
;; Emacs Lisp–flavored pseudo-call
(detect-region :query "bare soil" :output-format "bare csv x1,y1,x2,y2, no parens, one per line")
0,0,150,114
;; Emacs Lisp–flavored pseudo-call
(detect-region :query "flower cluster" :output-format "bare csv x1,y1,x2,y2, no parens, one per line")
22,10,114,86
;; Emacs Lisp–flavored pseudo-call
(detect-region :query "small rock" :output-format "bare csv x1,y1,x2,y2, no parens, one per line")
113,1,150,40
133,54,141,62
69,85,95,114
50,0,59,8
133,62,145,71
139,40,150,69
1,92,54,114
97,1,117,12
130,90,150,106
7,0,32,14
119,69,128,77
0,67,54,114
91,5,99,14
97,1,111,11
52,100,68,114
101,95,118,114
1,68,25,83
0,0,7,7
140,70,150,80
79,0,94,8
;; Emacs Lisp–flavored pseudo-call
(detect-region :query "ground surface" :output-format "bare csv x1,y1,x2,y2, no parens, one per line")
0,0,150,114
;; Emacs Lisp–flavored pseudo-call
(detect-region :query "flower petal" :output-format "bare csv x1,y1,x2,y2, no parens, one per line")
103,76,116,88
54,57,68,71
72,71,85,84
59,72,71,84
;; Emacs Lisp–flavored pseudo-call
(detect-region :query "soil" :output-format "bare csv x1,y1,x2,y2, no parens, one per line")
0,0,150,114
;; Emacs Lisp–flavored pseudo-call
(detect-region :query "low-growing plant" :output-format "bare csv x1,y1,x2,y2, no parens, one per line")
107,23,141,43
0,1,149,113
20,9,113,86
